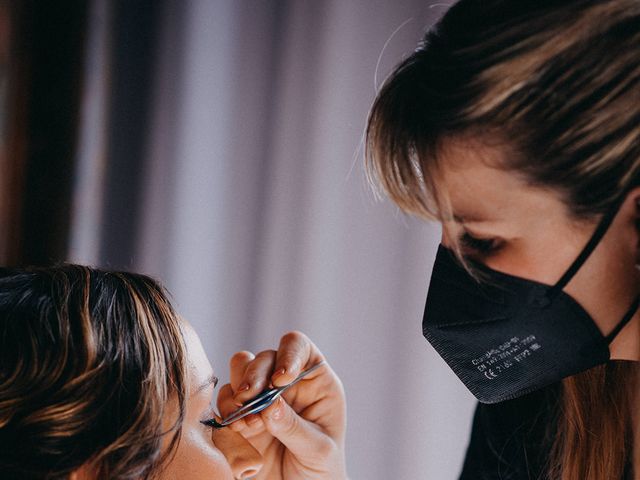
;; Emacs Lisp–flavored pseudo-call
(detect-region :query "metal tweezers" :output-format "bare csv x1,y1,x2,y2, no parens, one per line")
201,360,327,429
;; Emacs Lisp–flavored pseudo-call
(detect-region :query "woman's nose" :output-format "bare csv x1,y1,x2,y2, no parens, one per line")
212,428,264,479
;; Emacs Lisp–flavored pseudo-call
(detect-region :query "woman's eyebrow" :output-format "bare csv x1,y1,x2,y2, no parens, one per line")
195,374,219,395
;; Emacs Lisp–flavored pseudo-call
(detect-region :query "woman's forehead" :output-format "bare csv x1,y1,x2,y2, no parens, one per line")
434,142,563,225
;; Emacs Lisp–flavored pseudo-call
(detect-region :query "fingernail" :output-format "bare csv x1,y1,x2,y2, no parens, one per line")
272,367,286,380
240,469,259,479
237,383,250,393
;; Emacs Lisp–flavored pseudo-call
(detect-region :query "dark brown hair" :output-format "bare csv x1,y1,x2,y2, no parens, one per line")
366,0,640,478
0,265,188,479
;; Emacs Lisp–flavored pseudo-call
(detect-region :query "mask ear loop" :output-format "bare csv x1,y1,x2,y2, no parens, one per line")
544,192,639,344
547,193,628,300
603,295,640,344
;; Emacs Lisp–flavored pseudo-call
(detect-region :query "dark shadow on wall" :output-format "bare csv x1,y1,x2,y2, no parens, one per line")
2,0,87,266
0,0,168,267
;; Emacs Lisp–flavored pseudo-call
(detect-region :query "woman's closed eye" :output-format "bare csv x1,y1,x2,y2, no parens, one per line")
459,231,503,256
202,408,219,431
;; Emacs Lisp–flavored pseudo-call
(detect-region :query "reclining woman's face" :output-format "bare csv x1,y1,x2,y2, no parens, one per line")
157,322,264,480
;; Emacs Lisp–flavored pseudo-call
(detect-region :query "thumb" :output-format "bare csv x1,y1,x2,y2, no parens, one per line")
260,396,334,462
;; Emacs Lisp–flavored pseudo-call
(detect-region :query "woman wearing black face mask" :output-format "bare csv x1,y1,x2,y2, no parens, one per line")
365,1,640,479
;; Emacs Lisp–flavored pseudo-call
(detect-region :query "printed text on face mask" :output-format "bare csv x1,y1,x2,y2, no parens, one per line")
471,335,542,380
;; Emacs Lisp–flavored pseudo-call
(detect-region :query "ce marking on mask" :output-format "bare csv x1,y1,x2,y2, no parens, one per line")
471,335,542,380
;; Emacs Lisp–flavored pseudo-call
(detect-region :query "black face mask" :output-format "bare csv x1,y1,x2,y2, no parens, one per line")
422,196,640,404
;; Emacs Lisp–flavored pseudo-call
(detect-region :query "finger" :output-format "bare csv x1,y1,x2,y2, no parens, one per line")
211,427,263,479
260,396,336,462
218,384,242,418
216,383,249,432
229,350,255,392
272,331,324,387
217,383,265,433
234,350,277,404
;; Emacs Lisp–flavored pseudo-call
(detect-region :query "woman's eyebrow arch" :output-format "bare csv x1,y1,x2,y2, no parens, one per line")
195,374,219,395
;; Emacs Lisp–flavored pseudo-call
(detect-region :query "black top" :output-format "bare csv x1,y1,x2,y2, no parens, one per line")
457,382,633,480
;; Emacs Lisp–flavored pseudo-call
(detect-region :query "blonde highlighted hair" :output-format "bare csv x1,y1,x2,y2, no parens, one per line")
0,265,188,479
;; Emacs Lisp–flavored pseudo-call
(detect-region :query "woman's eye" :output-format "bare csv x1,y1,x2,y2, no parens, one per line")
459,232,500,255
201,409,222,432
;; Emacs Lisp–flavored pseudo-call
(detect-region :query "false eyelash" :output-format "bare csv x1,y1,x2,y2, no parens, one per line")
201,417,224,430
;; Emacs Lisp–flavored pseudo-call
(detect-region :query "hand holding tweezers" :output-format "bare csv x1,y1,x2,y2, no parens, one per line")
201,360,327,429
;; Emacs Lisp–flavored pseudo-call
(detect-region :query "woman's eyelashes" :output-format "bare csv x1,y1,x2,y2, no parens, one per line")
459,231,502,255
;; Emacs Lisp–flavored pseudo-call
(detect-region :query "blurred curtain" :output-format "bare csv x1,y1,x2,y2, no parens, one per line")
0,0,87,265
69,1,476,479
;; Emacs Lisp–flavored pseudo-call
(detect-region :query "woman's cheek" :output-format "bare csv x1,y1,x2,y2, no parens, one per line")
158,425,235,480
